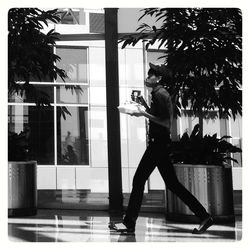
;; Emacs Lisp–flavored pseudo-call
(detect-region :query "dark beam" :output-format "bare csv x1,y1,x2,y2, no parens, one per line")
104,8,123,211
58,33,156,41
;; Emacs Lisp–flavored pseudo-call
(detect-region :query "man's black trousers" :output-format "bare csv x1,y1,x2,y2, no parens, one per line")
123,138,209,228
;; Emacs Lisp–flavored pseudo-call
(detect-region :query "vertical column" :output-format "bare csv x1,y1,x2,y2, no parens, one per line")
104,8,123,211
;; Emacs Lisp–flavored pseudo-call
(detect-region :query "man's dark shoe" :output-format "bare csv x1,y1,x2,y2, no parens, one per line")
109,222,135,233
192,216,214,234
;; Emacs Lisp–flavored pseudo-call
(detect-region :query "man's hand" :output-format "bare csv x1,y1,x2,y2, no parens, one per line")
130,105,145,117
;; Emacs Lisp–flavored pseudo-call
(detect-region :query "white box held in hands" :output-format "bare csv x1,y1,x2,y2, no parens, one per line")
117,101,145,115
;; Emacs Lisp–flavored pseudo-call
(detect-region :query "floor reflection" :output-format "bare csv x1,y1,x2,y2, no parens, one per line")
8,210,242,242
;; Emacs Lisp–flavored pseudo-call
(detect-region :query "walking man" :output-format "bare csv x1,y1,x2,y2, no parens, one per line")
110,63,213,234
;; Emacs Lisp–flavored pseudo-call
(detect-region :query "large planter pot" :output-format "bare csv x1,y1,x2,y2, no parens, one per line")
8,161,37,217
166,164,234,223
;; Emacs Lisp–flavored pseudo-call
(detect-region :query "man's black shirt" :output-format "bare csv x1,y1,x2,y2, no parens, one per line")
148,85,173,140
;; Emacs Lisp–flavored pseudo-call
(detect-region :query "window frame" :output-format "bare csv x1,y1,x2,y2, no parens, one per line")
8,45,91,168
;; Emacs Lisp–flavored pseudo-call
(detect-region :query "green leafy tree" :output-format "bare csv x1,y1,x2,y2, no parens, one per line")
8,8,81,105
120,8,242,136
8,8,80,160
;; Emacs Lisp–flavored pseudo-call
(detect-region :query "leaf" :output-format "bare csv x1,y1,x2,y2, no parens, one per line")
8,8,69,107
123,8,241,121
219,135,232,141
62,106,72,116
223,157,238,163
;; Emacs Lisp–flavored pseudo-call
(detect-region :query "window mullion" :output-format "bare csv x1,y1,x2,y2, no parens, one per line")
54,86,57,166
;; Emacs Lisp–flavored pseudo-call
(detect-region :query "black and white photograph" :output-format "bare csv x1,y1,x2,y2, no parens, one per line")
4,1,246,245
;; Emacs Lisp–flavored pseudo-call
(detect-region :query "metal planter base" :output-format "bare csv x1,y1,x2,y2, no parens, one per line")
8,161,37,217
166,164,235,223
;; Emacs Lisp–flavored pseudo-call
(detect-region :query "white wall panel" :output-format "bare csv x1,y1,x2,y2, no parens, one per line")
56,24,89,34
118,49,126,86
89,86,106,106
90,168,108,192
127,116,147,168
89,47,106,86
120,113,129,168
76,167,108,192
37,167,56,190
233,168,242,190
57,167,76,189
89,106,108,168
125,48,144,87
75,167,91,190
122,168,130,193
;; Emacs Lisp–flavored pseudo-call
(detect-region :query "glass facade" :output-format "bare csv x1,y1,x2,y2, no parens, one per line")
8,46,89,167
57,106,89,165
8,105,55,165
8,41,109,196
8,44,242,185
56,86,88,104
56,47,88,83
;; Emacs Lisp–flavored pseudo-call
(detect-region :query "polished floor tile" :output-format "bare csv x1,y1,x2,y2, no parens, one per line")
8,210,242,242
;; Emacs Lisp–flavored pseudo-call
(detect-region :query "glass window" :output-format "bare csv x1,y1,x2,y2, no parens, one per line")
89,13,104,33
203,111,221,136
232,138,242,167
60,9,80,24
89,47,106,86
12,46,54,83
56,47,88,83
58,8,87,25
231,115,242,138
147,50,166,65
8,105,29,134
29,71,54,82
8,85,54,104
56,86,88,104
8,105,55,165
89,106,108,168
180,110,199,135
57,106,89,165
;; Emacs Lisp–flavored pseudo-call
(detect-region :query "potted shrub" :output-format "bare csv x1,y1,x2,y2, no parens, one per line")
166,124,242,222
8,127,38,216
8,8,80,216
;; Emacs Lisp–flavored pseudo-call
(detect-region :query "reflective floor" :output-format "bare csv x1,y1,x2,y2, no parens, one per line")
8,209,242,242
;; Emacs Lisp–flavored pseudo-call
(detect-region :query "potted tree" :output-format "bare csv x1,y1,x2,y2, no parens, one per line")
120,8,242,132
119,8,242,222
8,8,79,216
167,124,242,222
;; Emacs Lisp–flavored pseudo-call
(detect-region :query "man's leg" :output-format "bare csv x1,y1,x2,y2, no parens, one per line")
157,156,209,220
110,144,157,232
157,149,213,233
123,144,157,228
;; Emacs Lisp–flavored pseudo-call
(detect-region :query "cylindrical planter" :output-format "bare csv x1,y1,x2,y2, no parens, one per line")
8,161,37,217
166,164,235,223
